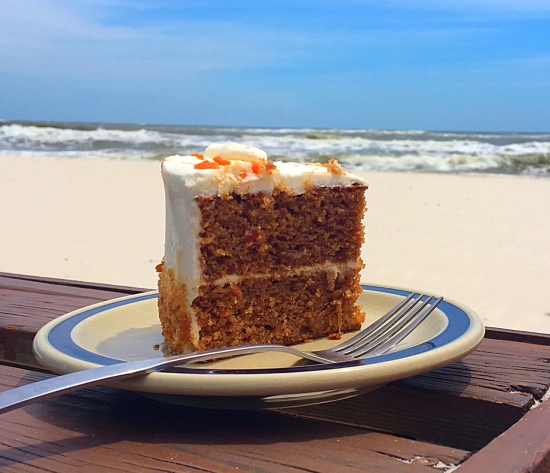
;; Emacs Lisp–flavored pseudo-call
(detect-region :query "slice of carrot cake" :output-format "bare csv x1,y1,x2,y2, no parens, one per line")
157,142,368,353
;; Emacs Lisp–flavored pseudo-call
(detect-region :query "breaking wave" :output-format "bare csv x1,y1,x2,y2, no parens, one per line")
1,120,549,176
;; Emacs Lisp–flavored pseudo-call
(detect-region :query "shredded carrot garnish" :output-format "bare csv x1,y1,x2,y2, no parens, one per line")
244,230,260,243
251,161,261,174
190,153,204,160
266,161,276,171
179,319,190,333
194,160,219,169
213,155,231,166
238,171,248,180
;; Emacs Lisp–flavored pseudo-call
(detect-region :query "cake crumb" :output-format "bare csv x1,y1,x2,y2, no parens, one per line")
325,158,346,175
326,269,337,291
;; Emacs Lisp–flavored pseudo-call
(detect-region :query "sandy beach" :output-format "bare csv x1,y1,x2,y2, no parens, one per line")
1,153,549,333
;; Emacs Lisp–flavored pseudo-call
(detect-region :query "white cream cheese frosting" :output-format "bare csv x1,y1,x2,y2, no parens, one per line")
161,142,368,197
161,142,368,346
203,142,268,162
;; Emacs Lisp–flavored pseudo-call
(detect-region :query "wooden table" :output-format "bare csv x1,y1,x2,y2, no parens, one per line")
1,272,550,472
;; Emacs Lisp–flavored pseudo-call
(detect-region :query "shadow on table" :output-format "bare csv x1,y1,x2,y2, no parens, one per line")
1,369,400,469
3,360,512,470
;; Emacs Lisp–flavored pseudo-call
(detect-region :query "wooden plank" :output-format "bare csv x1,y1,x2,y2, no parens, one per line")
3,273,550,453
0,365,471,473
0,272,146,331
486,326,550,346
285,337,550,452
4,272,549,346
0,271,148,294
0,273,147,368
458,399,550,473
1,269,145,293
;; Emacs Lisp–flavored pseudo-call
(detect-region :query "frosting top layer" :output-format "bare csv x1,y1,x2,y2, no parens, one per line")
162,142,368,197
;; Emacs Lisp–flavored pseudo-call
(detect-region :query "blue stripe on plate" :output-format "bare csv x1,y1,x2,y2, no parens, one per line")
47,293,157,366
46,285,471,374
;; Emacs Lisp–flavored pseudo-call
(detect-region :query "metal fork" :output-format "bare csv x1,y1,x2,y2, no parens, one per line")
0,293,442,414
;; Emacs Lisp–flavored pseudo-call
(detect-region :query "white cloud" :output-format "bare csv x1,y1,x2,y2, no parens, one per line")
0,1,310,80
0,0,546,87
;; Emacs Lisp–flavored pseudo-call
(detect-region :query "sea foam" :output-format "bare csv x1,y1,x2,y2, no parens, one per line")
1,121,549,176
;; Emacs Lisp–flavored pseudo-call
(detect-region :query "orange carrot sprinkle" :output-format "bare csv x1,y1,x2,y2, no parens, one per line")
244,230,260,243
194,160,219,169
190,153,204,160
238,171,248,180
179,318,190,333
251,161,260,174
213,155,231,166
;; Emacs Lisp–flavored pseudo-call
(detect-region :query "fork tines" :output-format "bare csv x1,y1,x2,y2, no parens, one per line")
336,293,444,359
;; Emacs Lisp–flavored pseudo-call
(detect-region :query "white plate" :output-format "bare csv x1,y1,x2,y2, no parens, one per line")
33,284,484,409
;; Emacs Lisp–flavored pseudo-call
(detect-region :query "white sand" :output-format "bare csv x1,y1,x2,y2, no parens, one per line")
1,154,549,333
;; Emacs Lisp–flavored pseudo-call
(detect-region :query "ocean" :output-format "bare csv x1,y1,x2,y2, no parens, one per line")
1,119,549,176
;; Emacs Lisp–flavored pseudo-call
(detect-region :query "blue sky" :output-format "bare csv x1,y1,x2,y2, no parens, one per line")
1,0,549,132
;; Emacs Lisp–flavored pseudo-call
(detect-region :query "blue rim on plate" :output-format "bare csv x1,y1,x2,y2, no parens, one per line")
43,284,474,374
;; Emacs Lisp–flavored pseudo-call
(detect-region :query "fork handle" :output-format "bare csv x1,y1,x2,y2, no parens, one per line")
1,343,331,415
